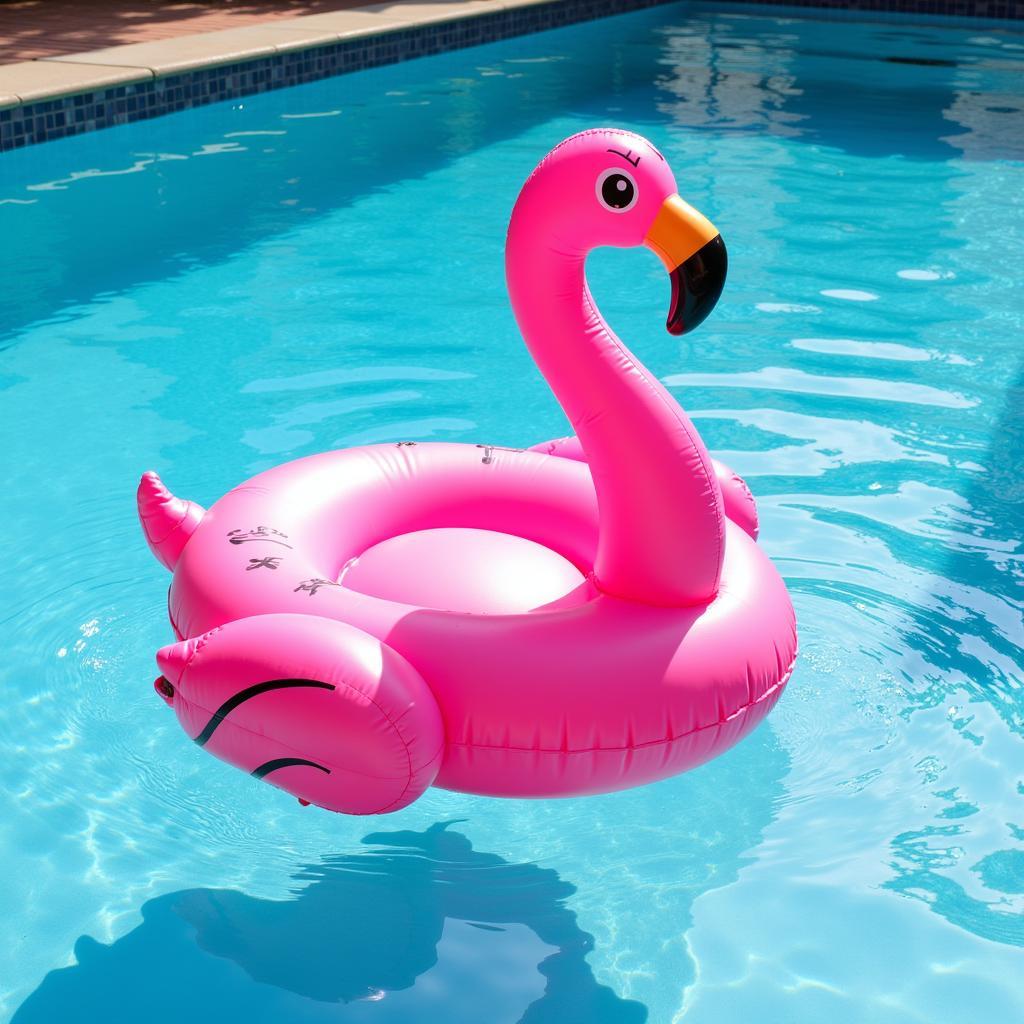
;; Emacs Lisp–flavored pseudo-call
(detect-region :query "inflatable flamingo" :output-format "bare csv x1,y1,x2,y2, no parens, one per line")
139,129,797,815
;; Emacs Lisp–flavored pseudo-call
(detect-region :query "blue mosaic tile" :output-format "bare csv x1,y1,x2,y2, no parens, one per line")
734,0,1022,12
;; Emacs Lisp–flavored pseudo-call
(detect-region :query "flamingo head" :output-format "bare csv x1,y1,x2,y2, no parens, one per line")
510,128,727,335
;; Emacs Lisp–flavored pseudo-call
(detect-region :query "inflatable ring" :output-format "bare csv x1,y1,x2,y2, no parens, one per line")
139,129,797,815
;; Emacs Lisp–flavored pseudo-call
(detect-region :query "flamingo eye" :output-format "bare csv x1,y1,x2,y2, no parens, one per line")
596,168,638,212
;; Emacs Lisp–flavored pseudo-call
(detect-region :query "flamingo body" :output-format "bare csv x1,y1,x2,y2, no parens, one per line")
139,130,796,815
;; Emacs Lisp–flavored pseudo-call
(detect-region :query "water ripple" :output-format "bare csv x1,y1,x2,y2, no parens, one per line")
665,367,978,408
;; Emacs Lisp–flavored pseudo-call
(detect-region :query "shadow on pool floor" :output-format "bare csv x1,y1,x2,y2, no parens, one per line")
12,822,648,1024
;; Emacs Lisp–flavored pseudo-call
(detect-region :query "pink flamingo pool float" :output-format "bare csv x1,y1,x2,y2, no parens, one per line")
139,129,797,815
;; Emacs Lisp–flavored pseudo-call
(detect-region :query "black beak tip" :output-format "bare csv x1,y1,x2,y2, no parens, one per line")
667,235,728,336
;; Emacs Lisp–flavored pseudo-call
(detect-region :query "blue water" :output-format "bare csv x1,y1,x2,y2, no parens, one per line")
1,3,1022,1021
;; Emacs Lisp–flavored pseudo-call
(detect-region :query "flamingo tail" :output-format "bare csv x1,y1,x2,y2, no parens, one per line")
137,470,206,572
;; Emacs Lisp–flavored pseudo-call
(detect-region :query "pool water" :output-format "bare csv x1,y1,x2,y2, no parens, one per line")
1,2,1022,1021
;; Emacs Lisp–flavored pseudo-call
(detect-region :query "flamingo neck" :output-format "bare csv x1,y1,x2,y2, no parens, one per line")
505,228,724,607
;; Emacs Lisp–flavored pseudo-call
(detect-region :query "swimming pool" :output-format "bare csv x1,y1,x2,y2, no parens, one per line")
1,1,1022,1020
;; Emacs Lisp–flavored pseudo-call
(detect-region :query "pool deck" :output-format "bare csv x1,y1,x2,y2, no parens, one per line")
0,2,398,62
0,1,523,101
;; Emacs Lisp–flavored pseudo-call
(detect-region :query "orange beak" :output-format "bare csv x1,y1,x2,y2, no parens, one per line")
644,195,727,335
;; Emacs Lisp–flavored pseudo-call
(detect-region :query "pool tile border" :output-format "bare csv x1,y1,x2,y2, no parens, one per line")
0,0,668,152
1,0,1022,152
726,0,1022,16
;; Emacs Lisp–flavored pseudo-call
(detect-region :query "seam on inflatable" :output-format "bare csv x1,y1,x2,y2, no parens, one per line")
579,283,724,600
140,493,188,545
329,673,417,790
368,740,447,815
532,129,657,182
167,590,181,641
734,472,759,533
157,505,202,557
447,649,797,755
143,509,185,547
180,625,224,682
